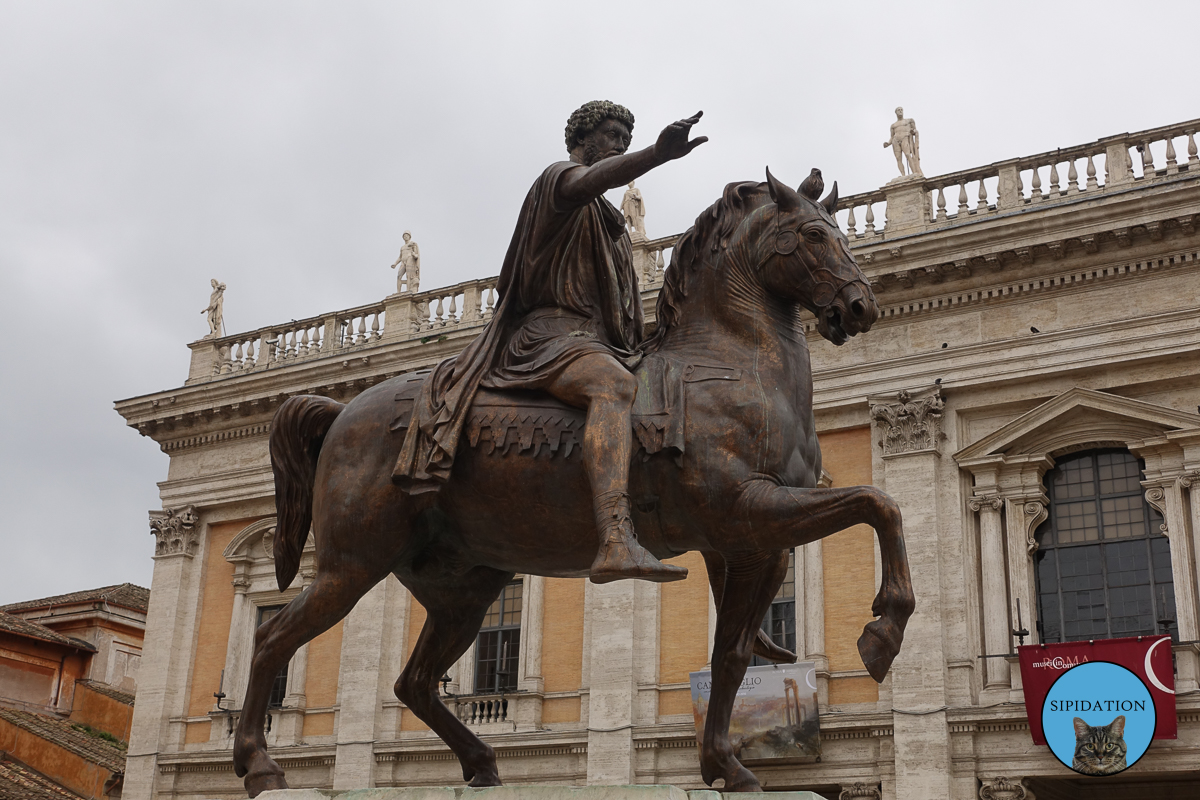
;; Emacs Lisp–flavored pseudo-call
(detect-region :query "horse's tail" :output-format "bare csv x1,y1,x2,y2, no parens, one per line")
269,395,345,591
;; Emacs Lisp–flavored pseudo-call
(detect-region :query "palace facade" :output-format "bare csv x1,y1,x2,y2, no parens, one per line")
114,118,1200,800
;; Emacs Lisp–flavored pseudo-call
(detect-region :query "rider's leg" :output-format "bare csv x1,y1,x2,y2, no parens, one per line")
546,353,687,584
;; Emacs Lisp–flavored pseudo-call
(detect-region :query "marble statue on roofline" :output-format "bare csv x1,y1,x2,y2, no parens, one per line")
202,279,225,338
621,180,647,239
884,106,922,179
391,230,421,293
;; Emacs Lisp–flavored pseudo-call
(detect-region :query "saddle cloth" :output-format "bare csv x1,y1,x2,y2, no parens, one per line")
389,354,742,460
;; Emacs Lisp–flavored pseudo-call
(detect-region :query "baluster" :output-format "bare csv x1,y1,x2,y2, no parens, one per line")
1049,162,1060,196
430,296,442,328
655,249,665,278
956,183,968,215
1165,137,1178,175
231,341,243,371
977,178,989,211
1030,167,1043,201
282,330,294,359
1140,141,1154,178
298,327,310,356
863,203,875,235
309,326,319,352
846,205,857,236
371,312,381,340
218,345,232,374
482,287,494,317
1187,130,1198,166
447,294,458,325
1085,153,1098,190
245,339,257,368
935,188,947,222
1066,159,1079,194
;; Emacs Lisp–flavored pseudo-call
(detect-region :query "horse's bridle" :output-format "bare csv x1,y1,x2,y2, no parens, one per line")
761,215,870,309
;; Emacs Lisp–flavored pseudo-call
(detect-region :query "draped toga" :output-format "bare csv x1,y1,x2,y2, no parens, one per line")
393,161,645,492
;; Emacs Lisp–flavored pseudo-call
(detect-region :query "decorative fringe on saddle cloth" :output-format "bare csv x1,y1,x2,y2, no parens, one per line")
388,354,742,462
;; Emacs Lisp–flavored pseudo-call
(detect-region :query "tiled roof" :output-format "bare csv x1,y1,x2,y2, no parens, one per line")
0,584,150,615
0,757,85,800
0,613,94,652
0,710,125,774
75,681,134,707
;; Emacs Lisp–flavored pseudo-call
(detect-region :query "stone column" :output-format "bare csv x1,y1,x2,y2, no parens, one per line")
970,497,1009,689
125,507,202,800
516,574,545,728
585,580,638,785
332,579,389,789
802,540,829,706
869,387,951,800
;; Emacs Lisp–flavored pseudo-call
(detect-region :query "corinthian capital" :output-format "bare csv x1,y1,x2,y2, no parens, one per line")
149,506,199,557
869,386,945,456
979,776,1029,800
839,782,882,800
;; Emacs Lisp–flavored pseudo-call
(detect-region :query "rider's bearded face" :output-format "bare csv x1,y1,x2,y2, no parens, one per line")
580,119,631,166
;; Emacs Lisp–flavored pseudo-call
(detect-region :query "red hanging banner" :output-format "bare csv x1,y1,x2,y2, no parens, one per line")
1017,635,1176,745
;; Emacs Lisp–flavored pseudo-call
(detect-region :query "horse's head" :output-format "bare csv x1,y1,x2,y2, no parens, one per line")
760,168,878,345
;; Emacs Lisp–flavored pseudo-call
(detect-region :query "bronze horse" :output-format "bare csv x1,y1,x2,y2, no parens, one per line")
234,168,915,794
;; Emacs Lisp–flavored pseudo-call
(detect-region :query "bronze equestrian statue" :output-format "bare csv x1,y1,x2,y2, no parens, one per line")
234,101,915,795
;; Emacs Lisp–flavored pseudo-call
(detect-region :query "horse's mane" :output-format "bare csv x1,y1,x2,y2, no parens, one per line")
642,180,770,353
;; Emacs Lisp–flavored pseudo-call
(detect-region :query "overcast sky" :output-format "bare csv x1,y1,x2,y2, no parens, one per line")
1,1,1196,605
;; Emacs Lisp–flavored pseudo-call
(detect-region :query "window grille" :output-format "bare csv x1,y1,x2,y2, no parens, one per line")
1034,450,1175,643
474,580,522,694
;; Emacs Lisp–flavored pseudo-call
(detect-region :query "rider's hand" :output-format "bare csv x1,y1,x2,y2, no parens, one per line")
655,111,707,162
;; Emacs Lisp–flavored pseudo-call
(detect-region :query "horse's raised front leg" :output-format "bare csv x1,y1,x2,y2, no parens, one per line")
702,549,790,792
396,567,516,787
703,551,796,664
733,482,915,682
234,567,384,796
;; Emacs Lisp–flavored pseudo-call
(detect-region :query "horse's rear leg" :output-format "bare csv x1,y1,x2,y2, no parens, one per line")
701,550,790,792
395,567,515,787
734,482,915,682
234,567,385,797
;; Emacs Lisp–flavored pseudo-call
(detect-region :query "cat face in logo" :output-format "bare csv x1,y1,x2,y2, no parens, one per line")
1072,715,1127,775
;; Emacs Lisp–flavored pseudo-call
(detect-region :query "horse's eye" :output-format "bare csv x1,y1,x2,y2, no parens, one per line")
805,230,823,243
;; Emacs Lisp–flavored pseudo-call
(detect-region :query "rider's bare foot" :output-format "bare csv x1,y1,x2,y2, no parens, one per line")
590,491,687,584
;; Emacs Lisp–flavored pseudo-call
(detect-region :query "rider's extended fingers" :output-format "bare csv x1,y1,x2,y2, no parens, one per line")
687,136,709,151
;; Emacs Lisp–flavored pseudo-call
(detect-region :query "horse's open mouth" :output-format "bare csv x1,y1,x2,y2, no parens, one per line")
820,306,850,346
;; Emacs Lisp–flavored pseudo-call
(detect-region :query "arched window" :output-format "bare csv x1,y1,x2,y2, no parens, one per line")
1034,450,1175,643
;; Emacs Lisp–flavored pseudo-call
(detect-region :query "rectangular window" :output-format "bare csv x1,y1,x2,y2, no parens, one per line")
474,580,522,695
256,605,290,708
752,551,796,666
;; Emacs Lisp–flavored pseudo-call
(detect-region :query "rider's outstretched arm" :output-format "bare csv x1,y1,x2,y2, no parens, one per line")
559,111,707,205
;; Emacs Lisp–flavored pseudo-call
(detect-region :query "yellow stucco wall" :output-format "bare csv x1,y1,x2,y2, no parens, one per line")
541,577,585,723
817,426,879,704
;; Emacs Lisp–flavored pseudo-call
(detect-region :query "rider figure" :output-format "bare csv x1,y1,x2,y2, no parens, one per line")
394,101,706,584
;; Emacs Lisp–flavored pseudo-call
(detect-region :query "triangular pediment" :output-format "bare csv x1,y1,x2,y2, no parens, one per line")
954,387,1200,463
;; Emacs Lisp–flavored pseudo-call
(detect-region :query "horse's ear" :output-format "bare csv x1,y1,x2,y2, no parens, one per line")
765,167,800,211
821,181,839,215
799,168,824,201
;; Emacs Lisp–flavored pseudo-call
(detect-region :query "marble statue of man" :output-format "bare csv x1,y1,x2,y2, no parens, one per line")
621,180,647,238
884,106,922,177
202,279,226,337
390,230,421,293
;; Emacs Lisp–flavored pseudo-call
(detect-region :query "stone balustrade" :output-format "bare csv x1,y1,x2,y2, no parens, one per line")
838,117,1199,237
188,117,1196,385
452,694,509,725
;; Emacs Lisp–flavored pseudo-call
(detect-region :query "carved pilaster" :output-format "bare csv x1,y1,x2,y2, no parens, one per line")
971,495,1009,686
839,782,882,800
870,386,945,457
979,776,1032,800
148,506,199,557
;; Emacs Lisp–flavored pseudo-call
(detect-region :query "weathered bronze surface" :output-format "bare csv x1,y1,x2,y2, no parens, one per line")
233,104,915,795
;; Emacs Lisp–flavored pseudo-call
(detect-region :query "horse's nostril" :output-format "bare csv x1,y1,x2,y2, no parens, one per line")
850,299,866,318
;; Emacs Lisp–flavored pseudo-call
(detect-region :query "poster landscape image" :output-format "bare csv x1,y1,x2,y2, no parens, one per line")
690,663,821,762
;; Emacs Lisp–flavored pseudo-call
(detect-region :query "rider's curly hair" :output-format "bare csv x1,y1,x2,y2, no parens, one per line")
564,100,635,151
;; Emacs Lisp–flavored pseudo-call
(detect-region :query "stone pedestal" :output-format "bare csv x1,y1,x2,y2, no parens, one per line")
257,788,829,800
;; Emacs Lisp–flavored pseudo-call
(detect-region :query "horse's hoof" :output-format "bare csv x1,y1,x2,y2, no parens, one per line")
244,769,288,798
858,620,901,682
467,771,502,788
753,629,797,664
723,766,764,792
